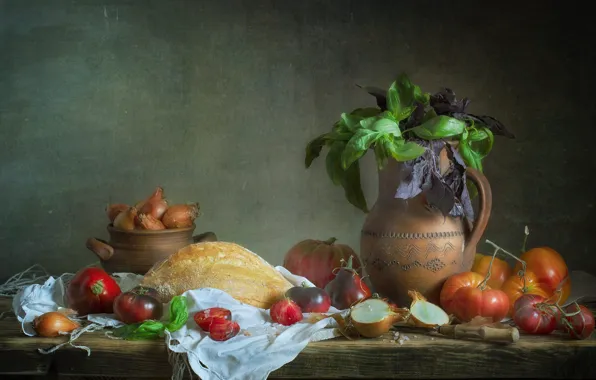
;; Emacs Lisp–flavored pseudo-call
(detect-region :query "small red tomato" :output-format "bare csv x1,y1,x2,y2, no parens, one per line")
270,298,303,326
513,294,557,334
563,304,595,340
194,307,232,332
66,267,122,315
209,319,240,341
113,286,163,324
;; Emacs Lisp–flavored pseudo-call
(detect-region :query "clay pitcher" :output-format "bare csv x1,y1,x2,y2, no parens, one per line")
360,148,492,307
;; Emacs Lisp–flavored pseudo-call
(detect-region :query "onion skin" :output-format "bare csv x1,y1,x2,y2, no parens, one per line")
162,203,199,229
138,187,168,220
113,207,138,231
33,312,80,337
106,203,129,223
351,312,403,338
137,213,166,231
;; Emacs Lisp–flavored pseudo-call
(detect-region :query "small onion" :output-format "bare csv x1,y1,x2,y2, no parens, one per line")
137,213,166,231
138,187,169,220
162,203,199,229
349,298,407,338
407,290,450,328
33,312,80,337
106,203,129,222
113,207,138,231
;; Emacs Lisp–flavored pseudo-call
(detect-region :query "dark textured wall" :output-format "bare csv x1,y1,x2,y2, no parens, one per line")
1,0,595,280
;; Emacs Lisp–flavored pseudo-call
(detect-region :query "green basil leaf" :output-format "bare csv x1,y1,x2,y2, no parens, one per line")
340,113,362,131
385,139,426,162
411,116,466,140
359,115,378,130
326,130,353,141
371,118,400,137
421,108,438,124
468,128,488,142
395,106,417,122
416,92,431,106
340,160,368,213
470,127,494,158
165,295,188,333
304,133,327,168
396,73,426,108
458,142,483,172
374,137,390,170
341,129,380,169
326,141,346,185
351,107,382,118
386,81,401,115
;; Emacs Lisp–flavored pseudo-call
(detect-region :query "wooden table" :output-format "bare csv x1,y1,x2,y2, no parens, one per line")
1,297,595,379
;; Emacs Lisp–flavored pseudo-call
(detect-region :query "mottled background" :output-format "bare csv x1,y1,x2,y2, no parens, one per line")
1,0,594,281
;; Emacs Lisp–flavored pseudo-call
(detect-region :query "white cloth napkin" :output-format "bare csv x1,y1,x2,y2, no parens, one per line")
12,272,144,335
12,266,343,380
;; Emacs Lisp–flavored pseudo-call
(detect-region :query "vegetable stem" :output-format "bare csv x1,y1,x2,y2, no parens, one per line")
324,237,338,245
521,225,530,253
485,239,528,290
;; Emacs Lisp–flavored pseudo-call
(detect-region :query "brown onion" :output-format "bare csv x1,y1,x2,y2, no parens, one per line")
106,203,129,222
138,187,169,220
33,312,80,337
137,213,166,230
113,207,138,230
162,203,199,228
349,298,407,338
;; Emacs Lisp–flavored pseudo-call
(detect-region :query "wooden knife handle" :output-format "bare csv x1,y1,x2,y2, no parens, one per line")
438,324,520,343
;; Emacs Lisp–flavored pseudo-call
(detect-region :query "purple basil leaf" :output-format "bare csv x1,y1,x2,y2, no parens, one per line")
424,172,456,217
355,84,387,111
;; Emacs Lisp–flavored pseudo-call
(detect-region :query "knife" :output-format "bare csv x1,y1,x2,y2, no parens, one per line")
395,324,520,343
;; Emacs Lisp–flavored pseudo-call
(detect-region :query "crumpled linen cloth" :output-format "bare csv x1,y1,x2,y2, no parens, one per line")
12,266,343,380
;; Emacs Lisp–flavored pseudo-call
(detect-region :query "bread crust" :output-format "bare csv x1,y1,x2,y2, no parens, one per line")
141,241,293,309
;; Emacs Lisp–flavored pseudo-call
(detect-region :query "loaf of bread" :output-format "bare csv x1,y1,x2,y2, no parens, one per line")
141,241,293,309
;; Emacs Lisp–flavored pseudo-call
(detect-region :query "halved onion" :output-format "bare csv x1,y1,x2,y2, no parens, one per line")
349,298,407,338
407,290,450,328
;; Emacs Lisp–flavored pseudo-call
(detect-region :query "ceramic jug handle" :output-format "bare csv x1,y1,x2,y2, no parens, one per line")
86,237,114,261
192,231,218,243
462,168,493,269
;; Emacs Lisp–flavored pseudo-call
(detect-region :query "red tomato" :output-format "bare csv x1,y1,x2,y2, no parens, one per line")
501,271,551,317
66,267,122,315
562,304,595,340
514,247,571,304
512,294,557,334
194,308,232,331
439,271,485,315
451,286,510,323
113,286,163,324
471,254,512,289
209,319,240,341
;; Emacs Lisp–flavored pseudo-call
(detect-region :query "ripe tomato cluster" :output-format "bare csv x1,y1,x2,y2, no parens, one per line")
440,241,594,340
66,267,164,324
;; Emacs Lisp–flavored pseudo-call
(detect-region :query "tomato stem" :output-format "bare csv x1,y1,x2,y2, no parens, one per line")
323,237,337,245
521,225,530,254
91,279,105,295
485,239,528,289
478,246,500,289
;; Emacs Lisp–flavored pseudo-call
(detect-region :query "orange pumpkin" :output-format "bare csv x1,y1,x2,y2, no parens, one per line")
282,237,361,289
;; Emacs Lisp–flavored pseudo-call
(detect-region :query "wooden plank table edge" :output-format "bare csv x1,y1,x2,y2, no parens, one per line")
1,298,595,379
